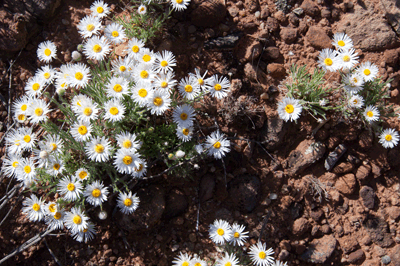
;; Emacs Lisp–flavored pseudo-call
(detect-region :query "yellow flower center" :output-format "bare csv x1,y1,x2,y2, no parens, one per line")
225,263,231,266
214,84,222,91
353,77,358,83
32,203,40,211
78,125,88,135
153,97,163,106
160,81,168,88
51,143,57,151
112,31,119,37
140,70,148,79
182,128,189,135
176,0,183,3
285,104,294,114
12,161,18,168
83,107,92,116
213,141,221,149
93,44,102,53
53,163,60,170
86,24,95,32
366,111,374,117
138,88,147,97
23,135,31,143
140,7,145,12
259,251,266,259
44,48,51,56
353,99,358,104
18,114,26,121
385,135,392,141
54,212,62,220
182,263,189,266
73,215,82,224
217,228,224,236
32,83,40,91
109,107,119,115
61,82,66,88
184,85,193,92
21,104,27,111
48,204,56,213
132,45,139,53
123,140,132,148
337,40,345,47
143,54,151,62
119,65,126,72
180,113,188,120
92,188,101,198
97,6,104,13
343,55,350,62
24,165,31,174
79,171,88,179
198,78,204,85
363,69,371,76
75,72,83,80
76,100,82,107
35,108,43,116
94,144,104,153
194,264,201,266
135,163,143,172
67,183,75,191
44,72,51,79
160,60,168,67
123,155,133,165
234,232,240,238
324,58,333,66
124,198,132,206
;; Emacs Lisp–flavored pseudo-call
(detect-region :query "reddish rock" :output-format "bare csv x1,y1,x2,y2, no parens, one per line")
266,17,279,32
298,20,308,35
358,130,373,150
267,63,286,79
244,63,257,81
360,186,375,209
310,209,324,222
391,89,399,98
335,174,356,195
244,0,259,13
300,0,320,17
356,164,371,181
305,26,332,50
333,162,354,175
263,46,281,60
292,217,311,236
280,27,298,44
347,249,365,263
387,206,400,220
301,234,337,263
384,49,399,66
370,163,381,178
191,0,226,27
338,235,359,254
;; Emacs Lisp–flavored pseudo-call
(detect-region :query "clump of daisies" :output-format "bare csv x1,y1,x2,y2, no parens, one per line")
173,219,287,266
2,0,232,244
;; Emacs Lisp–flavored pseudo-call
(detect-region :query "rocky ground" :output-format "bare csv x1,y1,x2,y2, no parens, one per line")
1,0,400,265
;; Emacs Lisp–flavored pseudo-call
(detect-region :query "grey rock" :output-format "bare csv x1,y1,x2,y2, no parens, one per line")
261,118,289,151
301,234,337,263
382,255,391,265
360,186,375,209
292,7,304,16
363,214,394,247
324,144,347,171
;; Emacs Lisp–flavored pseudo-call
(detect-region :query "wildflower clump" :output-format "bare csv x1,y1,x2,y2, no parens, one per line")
3,0,232,243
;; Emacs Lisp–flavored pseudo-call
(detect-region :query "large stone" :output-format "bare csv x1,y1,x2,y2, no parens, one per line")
228,175,261,212
292,217,311,236
300,0,320,17
191,0,226,28
338,235,359,254
266,63,286,79
280,27,298,44
363,214,394,247
387,206,400,220
305,26,332,50
347,249,364,263
360,186,375,209
261,117,289,151
390,245,400,266
335,174,356,195
301,234,337,263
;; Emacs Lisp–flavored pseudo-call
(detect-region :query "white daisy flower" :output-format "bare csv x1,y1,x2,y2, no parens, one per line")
103,98,126,122
76,100,99,123
47,157,65,176
116,131,141,150
35,65,56,84
126,37,145,59
71,94,92,113
207,74,231,99
5,128,24,155
348,95,364,108
85,136,112,162
357,61,379,82
379,128,399,149
77,15,102,39
16,158,37,183
131,81,154,107
249,242,275,266
90,0,110,18
112,57,135,79
189,256,207,266
104,22,126,45
117,191,140,214
317,48,338,72
343,73,364,94
170,0,190,11
83,36,111,61
45,206,65,230
71,120,93,142
113,148,141,174
105,76,130,98
190,68,211,91
44,134,64,155
134,63,156,84
147,90,171,115
17,127,37,151
216,253,240,266
209,219,232,245
178,75,200,100
205,131,230,159
332,32,353,51
229,223,249,246
66,63,91,89
176,126,193,142
44,201,58,216
138,4,147,14
32,142,52,168
71,221,96,243
172,104,196,128
15,112,27,123
37,41,57,63
172,252,192,266
153,50,176,73
22,194,45,222
57,176,83,201
12,95,31,115
65,207,89,234
277,97,302,122
84,180,109,206
364,105,380,123
175,149,185,158
2,155,22,179
153,72,177,93
131,159,147,178
25,76,45,97
27,98,51,124
75,167,90,181
335,48,359,70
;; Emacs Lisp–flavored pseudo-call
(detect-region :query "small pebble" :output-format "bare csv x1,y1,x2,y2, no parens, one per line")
269,193,278,200
255,11,260,18
382,255,391,265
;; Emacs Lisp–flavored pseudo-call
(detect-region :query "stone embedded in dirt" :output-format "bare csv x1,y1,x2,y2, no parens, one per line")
292,217,311,236
300,0,320,17
228,6,239,17
305,26,332,50
390,245,400,266
363,214,394,247
261,117,289,151
267,63,286,79
260,6,270,19
382,255,392,265
337,2,399,51
280,27,298,44
244,63,257,81
338,235,359,254
387,206,400,220
285,139,326,177
370,163,381,178
360,186,375,209
384,49,399,66
310,209,324,222
163,188,188,219
335,174,356,195
244,0,259,13
332,162,354,175
288,13,299,26
324,143,347,171
321,7,331,18
200,174,215,202
301,234,337,263
347,249,365,263
278,249,290,260
263,46,281,60
266,17,280,32
191,0,226,28
356,164,371,181
228,174,261,212
242,40,262,62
